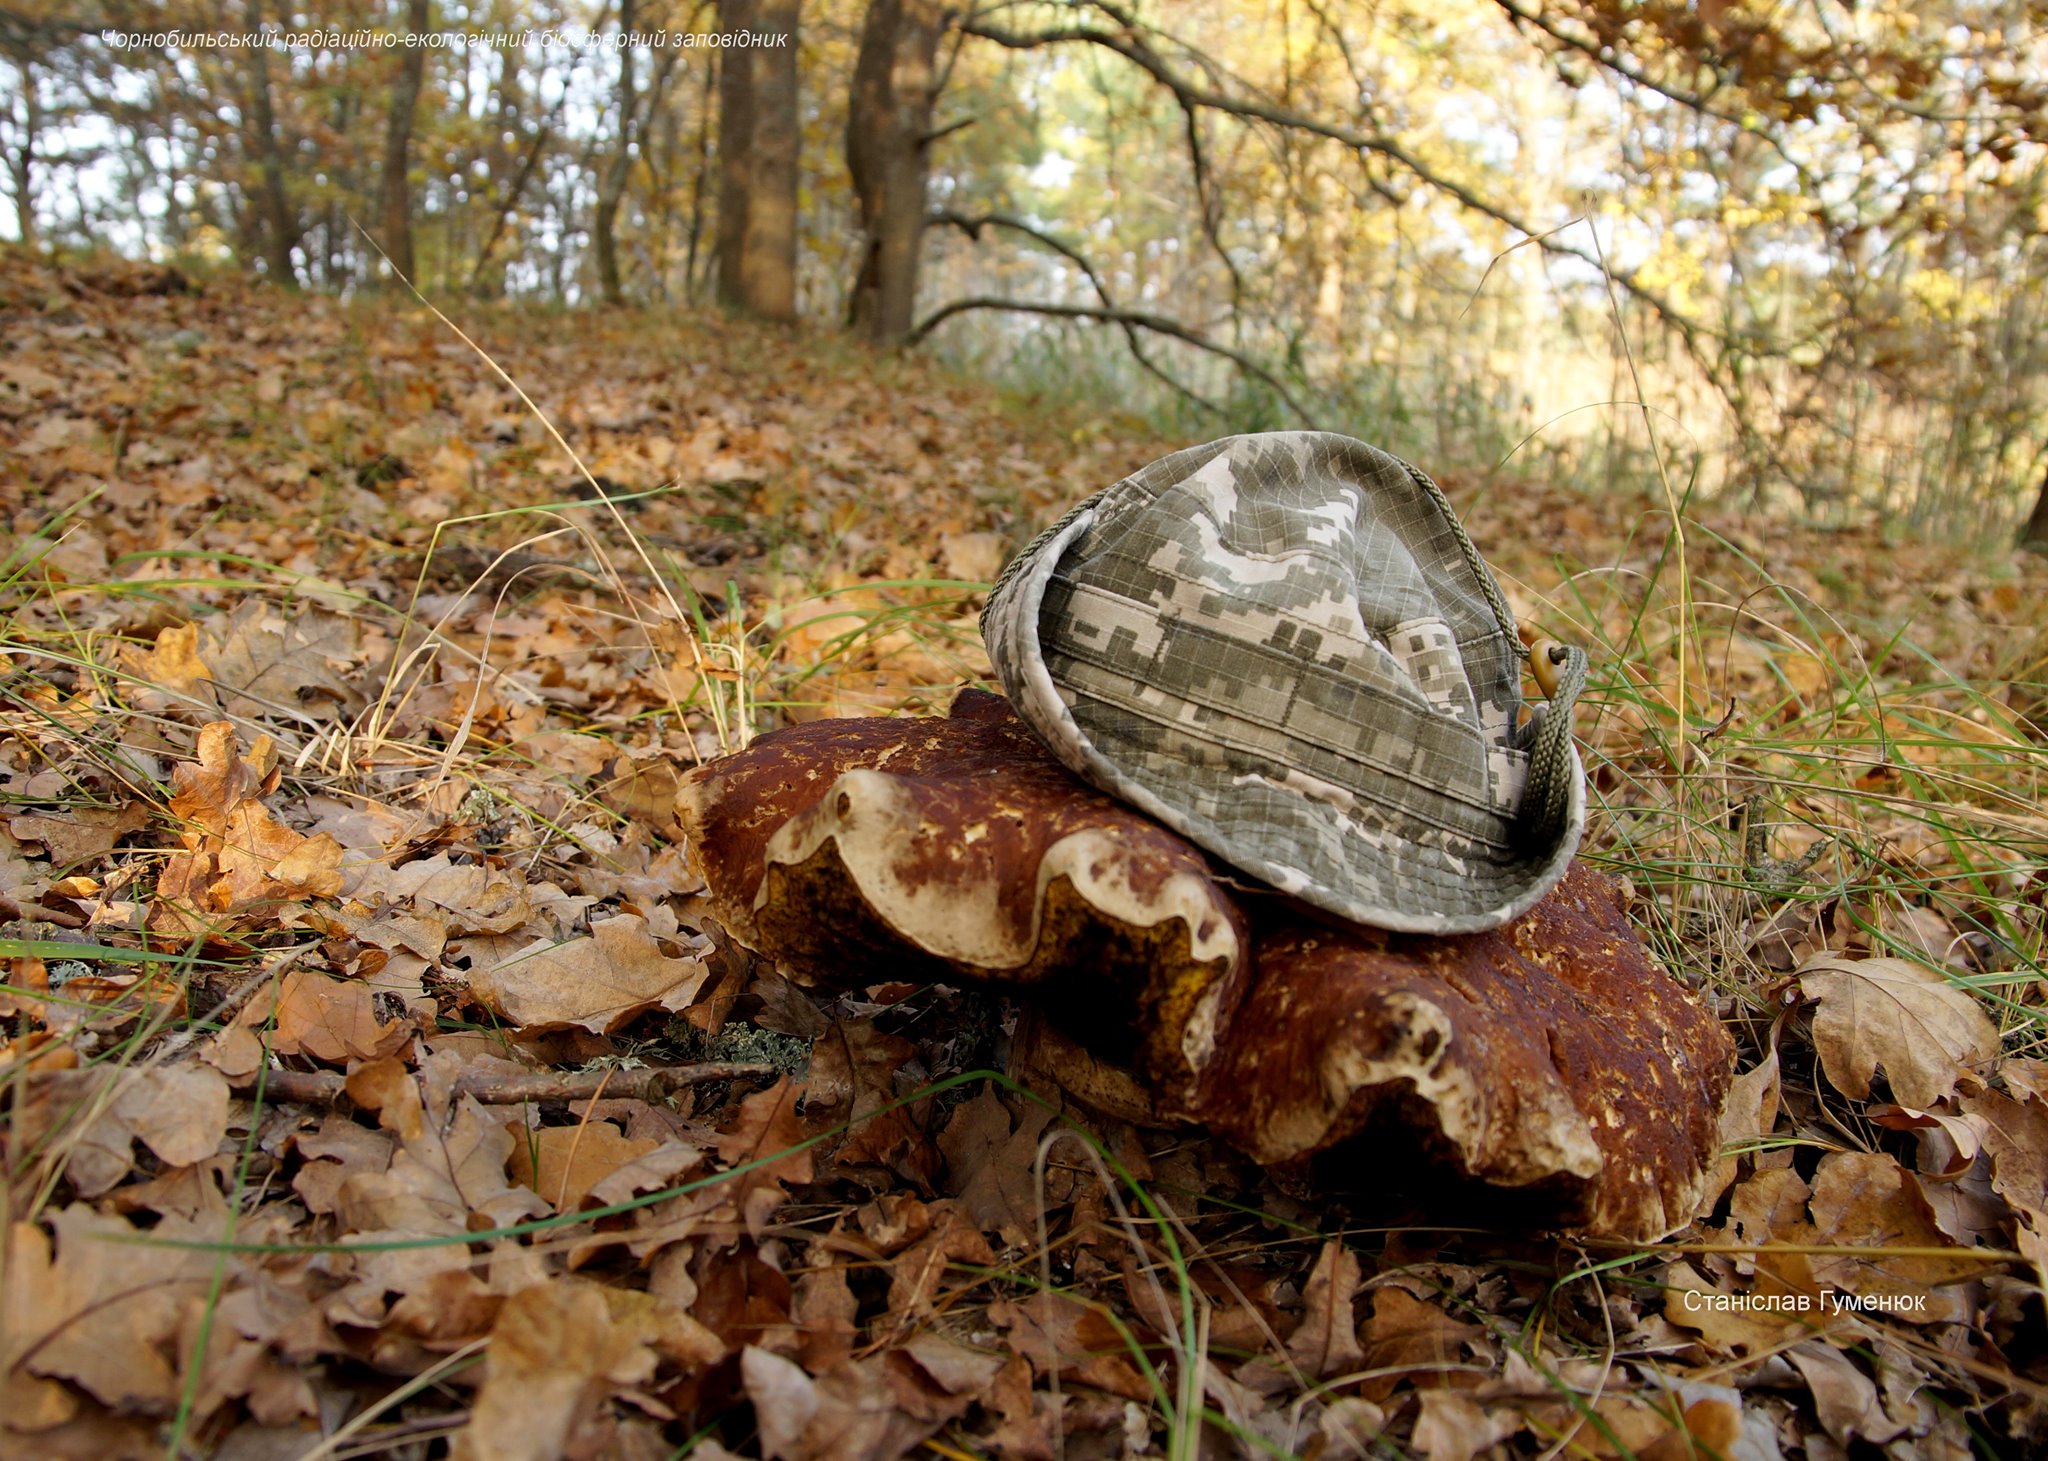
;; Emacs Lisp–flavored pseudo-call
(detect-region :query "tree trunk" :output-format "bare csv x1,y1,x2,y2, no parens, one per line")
243,0,299,284
716,0,800,322
594,0,639,305
846,0,948,346
2019,466,2048,552
5,55,39,250
684,47,717,300
378,0,432,284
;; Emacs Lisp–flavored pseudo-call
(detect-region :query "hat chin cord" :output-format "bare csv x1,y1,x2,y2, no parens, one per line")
1520,641,1586,850
1397,460,1585,853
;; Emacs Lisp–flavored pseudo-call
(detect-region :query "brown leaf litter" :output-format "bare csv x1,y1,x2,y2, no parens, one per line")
1,251,2043,1459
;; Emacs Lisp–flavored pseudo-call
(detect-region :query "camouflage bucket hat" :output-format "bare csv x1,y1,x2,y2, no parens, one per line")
983,431,1587,934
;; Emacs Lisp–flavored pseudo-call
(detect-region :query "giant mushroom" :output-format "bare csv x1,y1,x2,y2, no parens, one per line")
677,690,1733,1242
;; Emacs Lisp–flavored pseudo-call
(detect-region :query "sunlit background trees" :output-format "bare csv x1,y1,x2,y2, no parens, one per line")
7,0,2045,534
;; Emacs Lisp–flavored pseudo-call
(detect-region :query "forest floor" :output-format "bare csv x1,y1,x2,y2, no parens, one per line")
2,248,2046,1461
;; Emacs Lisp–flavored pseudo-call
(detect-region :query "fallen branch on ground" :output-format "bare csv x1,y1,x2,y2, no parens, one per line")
244,1061,776,1106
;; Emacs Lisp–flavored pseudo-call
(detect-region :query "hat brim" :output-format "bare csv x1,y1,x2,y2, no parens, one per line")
989,507,1586,936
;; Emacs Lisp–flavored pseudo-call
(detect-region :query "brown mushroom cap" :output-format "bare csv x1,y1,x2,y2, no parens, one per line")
676,689,1251,1101
678,691,1732,1239
1191,865,1734,1240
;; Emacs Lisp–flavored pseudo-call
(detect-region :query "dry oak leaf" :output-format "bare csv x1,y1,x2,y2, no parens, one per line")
158,722,343,914
1958,1079,2048,1290
50,1063,231,1197
988,1291,1153,1403
582,1138,705,1211
1699,1047,1781,1217
807,1017,938,1188
3,802,149,870
199,600,358,716
1286,1238,1368,1380
743,1338,1005,1461
453,1279,671,1461
1565,1392,1726,1461
1411,1389,1521,1461
1867,1102,1987,1180
130,620,214,702
465,913,710,1033
333,1053,549,1236
1355,1287,1481,1402
507,1120,661,1213
292,1110,397,1216
2,1206,220,1416
1787,1340,1907,1448
352,854,534,935
1658,1259,1815,1356
793,1260,860,1373
712,1077,817,1238
262,967,409,1064
1797,954,2000,1108
979,1351,1058,1461
884,1201,997,1320
202,1021,266,1081
81,1065,228,1188
936,1085,1064,1248
1804,1149,1989,1321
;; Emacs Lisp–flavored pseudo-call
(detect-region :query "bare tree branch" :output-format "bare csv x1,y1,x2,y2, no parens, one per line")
928,208,1225,415
909,295,1319,424
960,12,1711,355
245,1061,776,1107
469,116,558,293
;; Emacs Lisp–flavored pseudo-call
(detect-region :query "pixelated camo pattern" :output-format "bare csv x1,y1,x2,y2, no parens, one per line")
984,432,1583,934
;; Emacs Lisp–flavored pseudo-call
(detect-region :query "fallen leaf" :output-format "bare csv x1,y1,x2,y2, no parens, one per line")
1788,1340,1907,1447
1356,1287,1480,1401
743,1344,821,1461
979,1352,1057,1461
713,1078,817,1238
334,1053,549,1236
989,1290,1152,1402
24,1057,228,1196
886,1201,996,1319
1654,1254,1818,1352
807,1018,938,1188
1286,1238,1367,1380
508,1120,661,1212
199,601,356,717
4,803,150,869
793,1258,859,1371
157,722,342,918
1867,1103,1986,1180
1805,1150,1980,1318
264,968,409,1064
937,1086,1063,1247
292,1110,396,1215
1798,955,2001,1107
1700,1047,1781,1214
1411,1389,1519,1461
452,1280,660,1461
740,1341,980,1461
2,1206,219,1410
1957,1080,2048,1289
466,913,710,1033
133,621,215,701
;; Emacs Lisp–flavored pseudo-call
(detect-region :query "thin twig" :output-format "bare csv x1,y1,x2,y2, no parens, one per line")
909,296,1319,425
243,1061,775,1106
